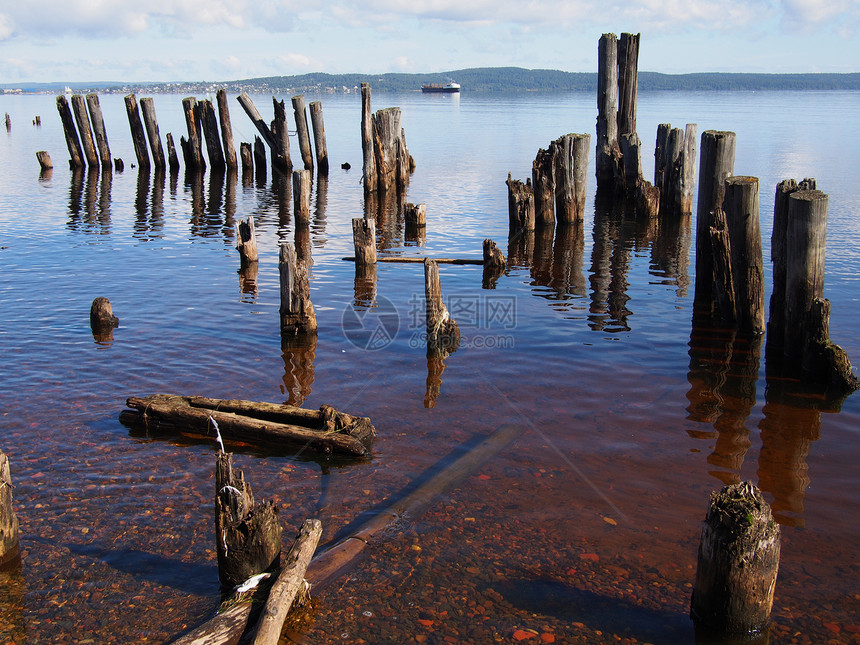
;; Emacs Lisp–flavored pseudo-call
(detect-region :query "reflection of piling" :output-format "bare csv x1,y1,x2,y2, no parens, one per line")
691,482,780,639
279,243,317,337
86,94,112,169
281,335,317,407
292,95,314,172
124,94,151,170
139,98,166,169
57,95,84,169
216,89,237,170
309,101,329,175
71,94,99,168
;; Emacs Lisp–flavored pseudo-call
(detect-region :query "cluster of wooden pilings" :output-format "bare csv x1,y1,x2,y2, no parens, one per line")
52,94,113,171
360,83,414,195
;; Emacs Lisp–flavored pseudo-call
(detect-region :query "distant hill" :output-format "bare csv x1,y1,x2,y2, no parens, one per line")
4,68,859,95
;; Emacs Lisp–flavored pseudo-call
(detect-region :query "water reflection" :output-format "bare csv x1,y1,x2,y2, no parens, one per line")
589,201,631,332
651,212,692,299
238,261,258,302
67,168,112,234
364,190,405,253
133,168,165,240
312,175,329,248
281,335,317,406
507,228,534,269
353,264,377,308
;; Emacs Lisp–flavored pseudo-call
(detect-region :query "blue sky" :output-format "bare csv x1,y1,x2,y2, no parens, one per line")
1,0,858,82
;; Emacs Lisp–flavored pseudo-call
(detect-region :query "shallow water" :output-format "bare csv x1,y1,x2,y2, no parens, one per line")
0,89,858,644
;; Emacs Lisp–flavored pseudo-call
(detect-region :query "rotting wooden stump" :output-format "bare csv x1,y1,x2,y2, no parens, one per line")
119,394,375,456
36,151,53,171
691,481,780,638
279,243,317,337
0,450,20,566
482,238,506,288
309,100,329,176
424,258,460,355
292,95,314,172
352,218,377,266
292,170,311,226
235,215,258,267
506,173,535,232
56,95,84,169
90,296,119,342
71,94,98,168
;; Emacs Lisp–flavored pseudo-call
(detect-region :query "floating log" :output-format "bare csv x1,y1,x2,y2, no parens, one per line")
181,97,204,171
124,94,151,169
90,296,119,342
271,97,292,172
56,95,84,169
279,243,317,337
506,173,535,231
292,95,314,172
292,170,311,226
691,481,780,637
36,151,53,171
553,133,591,225
352,218,377,266
120,394,374,456
247,519,321,645
139,97,166,169
724,176,765,333
216,89,238,170
166,133,180,172
235,216,258,266
532,147,555,227
85,94,112,169
360,83,377,194
70,94,98,168
425,258,460,353
199,99,226,171
309,101,329,176
0,450,20,566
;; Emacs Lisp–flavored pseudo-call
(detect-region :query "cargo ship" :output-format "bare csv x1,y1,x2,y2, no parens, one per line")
421,82,460,93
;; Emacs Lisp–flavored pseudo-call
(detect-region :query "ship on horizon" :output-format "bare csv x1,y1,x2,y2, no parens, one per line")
421,81,460,93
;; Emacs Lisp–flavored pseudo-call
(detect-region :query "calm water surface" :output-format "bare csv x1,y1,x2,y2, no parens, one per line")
0,90,858,644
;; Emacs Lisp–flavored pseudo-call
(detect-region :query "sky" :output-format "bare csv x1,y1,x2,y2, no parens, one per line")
0,0,858,83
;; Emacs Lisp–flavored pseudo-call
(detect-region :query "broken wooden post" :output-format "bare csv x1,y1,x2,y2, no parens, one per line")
424,258,460,353
405,202,426,231
372,107,402,193
279,243,317,337
679,123,698,214
309,101,329,176
56,95,84,169
3,113,9,131
216,89,238,170
352,218,377,267
85,94,112,169
247,518,322,645
482,238,506,289
656,123,698,216
617,32,640,141
240,142,253,175
292,170,311,226
70,94,98,168
691,481,780,638
181,97,204,171
0,450,20,566
235,216,258,267
271,98,292,172
139,97,166,169
166,133,180,172
596,33,621,190
292,95,314,172
724,176,765,333
215,452,282,589
253,136,266,180
553,133,591,225
124,94,151,170
532,146,555,227
36,151,53,171
506,173,535,232
237,92,276,149
90,297,119,343
694,130,736,316
361,83,377,194
199,99,226,171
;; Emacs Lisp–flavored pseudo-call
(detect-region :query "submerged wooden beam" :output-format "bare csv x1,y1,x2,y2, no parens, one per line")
119,394,374,456
342,256,483,265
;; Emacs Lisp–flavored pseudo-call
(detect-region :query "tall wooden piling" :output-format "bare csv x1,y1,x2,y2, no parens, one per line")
124,94,151,170
292,95,314,172
0,450,20,566
166,133,180,172
352,218,377,266
361,83,377,194
56,95,84,169
235,216,258,267
553,133,591,225
309,101,329,175
85,94,112,169
617,32,640,140
181,97,204,171
372,107,403,193
216,89,238,170
596,33,620,188
292,170,311,226
655,123,698,215
532,147,555,227
724,176,765,333
691,481,780,637
272,97,292,172
71,94,99,168
279,243,317,336
240,142,253,174
506,173,535,232
199,100,225,171
679,123,698,214
139,98,166,169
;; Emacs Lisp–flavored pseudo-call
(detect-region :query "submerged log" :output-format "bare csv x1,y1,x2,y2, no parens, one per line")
342,256,483,265
120,394,375,456
0,450,20,566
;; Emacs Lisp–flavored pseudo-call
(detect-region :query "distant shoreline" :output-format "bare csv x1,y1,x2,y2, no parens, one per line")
3,68,859,95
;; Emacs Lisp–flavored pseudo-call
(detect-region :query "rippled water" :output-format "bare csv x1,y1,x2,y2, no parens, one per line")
0,90,858,644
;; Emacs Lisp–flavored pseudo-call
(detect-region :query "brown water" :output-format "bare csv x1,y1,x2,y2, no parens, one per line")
0,90,858,644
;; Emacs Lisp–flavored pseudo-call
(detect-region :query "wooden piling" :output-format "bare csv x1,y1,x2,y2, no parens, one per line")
124,94,151,170
679,123,698,214
424,258,460,353
279,243,317,336
254,137,266,173
90,296,119,343
199,100,225,171
71,94,99,168
506,173,535,232
166,133,180,172
553,133,591,225
309,101,329,175
405,202,426,230
292,170,311,226
352,218,377,266
3,113,10,131
532,147,555,227
240,142,253,174
596,33,621,188
235,216,258,267
139,97,166,169
85,94,112,169
271,97,292,172
724,176,765,333
181,97,204,171
361,83,377,194
372,107,402,193
482,238,506,288
0,450,20,566
36,151,53,170
691,481,780,637
617,32,640,139
216,89,238,170
292,95,314,172
236,92,278,150
56,95,84,169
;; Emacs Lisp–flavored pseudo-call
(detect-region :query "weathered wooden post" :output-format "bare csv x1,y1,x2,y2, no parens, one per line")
532,147,555,227
181,97,204,171
70,94,99,168
85,94,112,169
425,259,460,353
372,107,402,192
215,452,282,588
90,296,119,343
361,83,377,194
617,32,640,141
216,89,238,170
36,151,53,171
279,243,317,337
691,481,780,638
309,101,329,176
506,173,535,232
3,113,9,131
124,94,151,170
694,130,736,316
596,33,621,189
165,133,180,172
724,176,765,333
482,238,506,289
199,100,225,171
0,450,20,566
240,142,253,175
292,170,311,226
292,95,314,172
56,95,84,169
405,202,426,230
655,123,698,214
553,133,591,225
235,216,258,267
679,123,698,214
253,136,266,179
270,98,291,172
352,218,377,266
139,97,166,169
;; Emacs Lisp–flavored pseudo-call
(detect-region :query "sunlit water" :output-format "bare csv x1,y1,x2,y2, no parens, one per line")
0,90,858,644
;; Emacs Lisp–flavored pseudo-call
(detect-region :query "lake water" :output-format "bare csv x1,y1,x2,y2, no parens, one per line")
0,89,858,644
